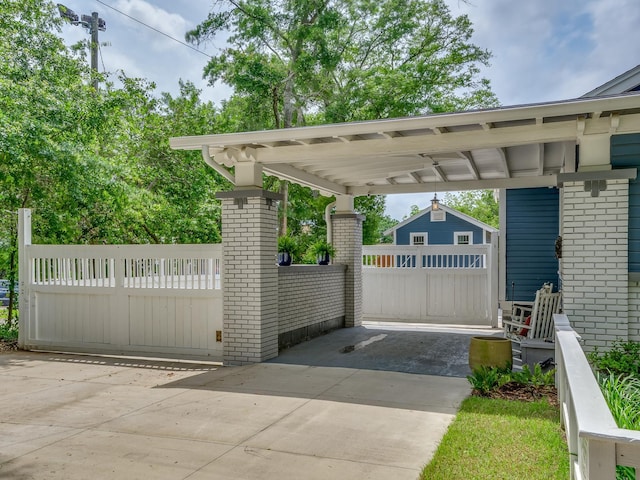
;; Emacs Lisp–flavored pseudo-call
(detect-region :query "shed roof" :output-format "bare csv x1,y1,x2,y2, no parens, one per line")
170,93,640,196
383,203,498,237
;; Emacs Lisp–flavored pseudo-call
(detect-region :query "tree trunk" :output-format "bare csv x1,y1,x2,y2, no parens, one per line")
279,180,288,236
283,73,295,129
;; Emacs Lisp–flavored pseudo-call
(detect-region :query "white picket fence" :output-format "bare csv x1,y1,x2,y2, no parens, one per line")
554,314,640,479
18,211,223,361
362,242,498,326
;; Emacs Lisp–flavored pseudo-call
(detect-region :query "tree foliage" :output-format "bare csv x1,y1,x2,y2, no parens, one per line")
443,190,499,229
188,0,498,245
188,0,498,126
0,1,233,322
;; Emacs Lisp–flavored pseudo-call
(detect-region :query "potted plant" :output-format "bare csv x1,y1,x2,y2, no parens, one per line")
277,236,297,266
309,240,336,265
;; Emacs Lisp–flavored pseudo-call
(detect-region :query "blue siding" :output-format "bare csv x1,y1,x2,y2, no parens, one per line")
505,188,559,302
395,211,484,245
611,133,640,272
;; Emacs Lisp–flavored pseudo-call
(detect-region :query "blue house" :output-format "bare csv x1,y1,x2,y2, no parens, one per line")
384,202,497,246
501,65,640,303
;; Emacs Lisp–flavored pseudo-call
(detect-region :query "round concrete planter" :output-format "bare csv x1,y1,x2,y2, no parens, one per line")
468,336,512,371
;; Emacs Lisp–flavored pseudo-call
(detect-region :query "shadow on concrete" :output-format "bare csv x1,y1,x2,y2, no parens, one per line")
269,322,503,377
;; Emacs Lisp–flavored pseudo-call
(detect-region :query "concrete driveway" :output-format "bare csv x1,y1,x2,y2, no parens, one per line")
0,323,482,479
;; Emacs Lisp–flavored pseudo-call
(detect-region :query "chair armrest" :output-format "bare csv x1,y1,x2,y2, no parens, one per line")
502,318,528,328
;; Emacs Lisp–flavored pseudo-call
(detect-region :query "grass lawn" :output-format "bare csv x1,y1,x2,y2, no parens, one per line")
421,396,570,480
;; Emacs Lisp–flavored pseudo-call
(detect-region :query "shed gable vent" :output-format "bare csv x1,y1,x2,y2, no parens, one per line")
431,210,446,222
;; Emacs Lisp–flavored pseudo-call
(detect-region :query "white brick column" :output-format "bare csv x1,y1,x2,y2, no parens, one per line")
216,189,282,364
561,179,629,351
331,213,364,328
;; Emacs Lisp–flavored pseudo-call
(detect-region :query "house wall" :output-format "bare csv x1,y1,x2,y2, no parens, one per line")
561,179,629,351
504,187,560,303
277,265,346,349
395,212,484,245
610,133,640,342
611,133,640,274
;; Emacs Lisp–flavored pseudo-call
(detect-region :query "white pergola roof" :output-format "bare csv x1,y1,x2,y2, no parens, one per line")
170,94,640,196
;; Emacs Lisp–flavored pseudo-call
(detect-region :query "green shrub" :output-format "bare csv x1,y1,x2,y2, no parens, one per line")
467,365,513,395
507,364,556,387
467,364,555,395
597,373,640,479
0,321,18,341
588,340,640,378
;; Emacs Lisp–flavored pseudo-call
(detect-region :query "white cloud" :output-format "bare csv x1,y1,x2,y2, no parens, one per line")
112,0,190,50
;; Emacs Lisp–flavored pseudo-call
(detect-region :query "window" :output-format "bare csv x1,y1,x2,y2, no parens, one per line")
454,232,473,245
410,233,428,245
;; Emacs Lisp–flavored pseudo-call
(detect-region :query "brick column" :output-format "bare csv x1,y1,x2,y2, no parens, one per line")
331,213,364,328
561,179,629,351
216,189,282,364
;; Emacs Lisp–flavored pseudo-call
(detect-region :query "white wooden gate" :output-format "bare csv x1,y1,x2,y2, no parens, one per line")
18,210,223,361
362,241,498,326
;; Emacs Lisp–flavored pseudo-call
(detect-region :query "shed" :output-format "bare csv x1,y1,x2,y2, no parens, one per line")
384,203,497,246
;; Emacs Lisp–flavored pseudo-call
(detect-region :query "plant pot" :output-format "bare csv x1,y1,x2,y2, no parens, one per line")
316,253,330,265
277,252,292,266
469,336,512,371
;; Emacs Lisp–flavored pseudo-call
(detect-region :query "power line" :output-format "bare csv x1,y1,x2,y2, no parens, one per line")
94,0,213,59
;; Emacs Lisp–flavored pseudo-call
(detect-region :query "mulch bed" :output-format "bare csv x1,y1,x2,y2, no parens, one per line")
473,382,558,407
0,338,18,352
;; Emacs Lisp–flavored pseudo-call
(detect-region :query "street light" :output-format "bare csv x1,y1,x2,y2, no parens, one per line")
57,4,106,90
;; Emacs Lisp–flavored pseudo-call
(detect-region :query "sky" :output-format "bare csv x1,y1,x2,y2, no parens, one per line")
58,0,640,220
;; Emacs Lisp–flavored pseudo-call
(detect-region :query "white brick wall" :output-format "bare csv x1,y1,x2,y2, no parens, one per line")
561,180,629,351
220,193,279,364
278,265,346,334
332,214,363,327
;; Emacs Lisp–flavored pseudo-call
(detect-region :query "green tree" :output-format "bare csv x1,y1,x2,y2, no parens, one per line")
443,190,499,228
111,79,229,244
188,0,497,125
0,0,128,323
188,0,497,241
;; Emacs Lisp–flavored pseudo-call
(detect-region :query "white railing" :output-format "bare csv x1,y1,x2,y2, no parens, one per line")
363,244,487,269
554,314,640,479
29,244,221,290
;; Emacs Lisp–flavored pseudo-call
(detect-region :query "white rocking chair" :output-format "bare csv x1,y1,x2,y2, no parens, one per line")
503,283,562,344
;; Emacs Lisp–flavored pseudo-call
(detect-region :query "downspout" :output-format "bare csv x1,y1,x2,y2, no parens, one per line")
201,146,235,185
325,201,336,244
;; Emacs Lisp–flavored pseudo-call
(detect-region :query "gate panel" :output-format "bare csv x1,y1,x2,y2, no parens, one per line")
363,244,497,326
20,242,224,362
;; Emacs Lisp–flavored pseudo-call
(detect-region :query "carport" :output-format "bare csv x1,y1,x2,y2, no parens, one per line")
171,93,640,361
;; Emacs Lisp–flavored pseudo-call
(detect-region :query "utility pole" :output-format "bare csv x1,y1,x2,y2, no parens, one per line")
57,4,106,90
90,12,99,89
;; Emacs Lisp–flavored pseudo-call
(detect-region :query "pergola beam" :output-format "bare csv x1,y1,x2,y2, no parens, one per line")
264,163,347,195
432,163,448,182
498,147,511,178
251,121,580,164
460,151,480,180
410,172,424,183
349,175,558,196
